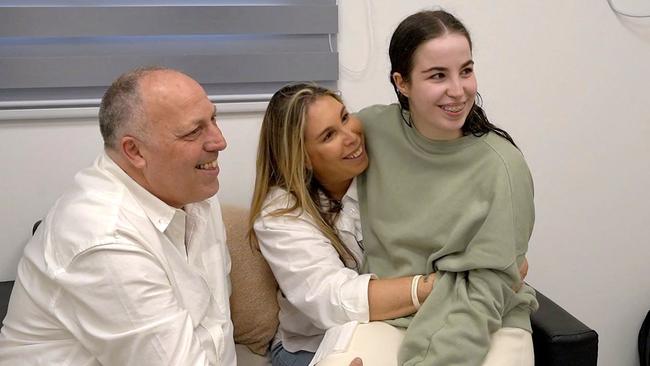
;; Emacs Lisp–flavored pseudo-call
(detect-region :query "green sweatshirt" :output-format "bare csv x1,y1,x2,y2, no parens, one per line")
357,104,539,366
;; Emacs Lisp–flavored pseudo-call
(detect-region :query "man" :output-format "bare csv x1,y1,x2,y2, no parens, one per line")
0,67,235,365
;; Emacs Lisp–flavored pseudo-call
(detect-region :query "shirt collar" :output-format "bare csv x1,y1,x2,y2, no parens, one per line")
342,177,358,204
100,152,182,233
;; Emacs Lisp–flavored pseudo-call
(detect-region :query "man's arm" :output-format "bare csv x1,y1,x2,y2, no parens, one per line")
55,244,213,366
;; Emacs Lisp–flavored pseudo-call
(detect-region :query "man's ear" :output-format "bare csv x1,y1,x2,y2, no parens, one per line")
392,72,409,97
120,136,146,170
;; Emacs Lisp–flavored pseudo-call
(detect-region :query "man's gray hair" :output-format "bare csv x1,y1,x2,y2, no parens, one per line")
98,66,169,149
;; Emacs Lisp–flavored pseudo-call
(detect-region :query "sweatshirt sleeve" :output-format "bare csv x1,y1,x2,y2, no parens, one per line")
397,144,539,366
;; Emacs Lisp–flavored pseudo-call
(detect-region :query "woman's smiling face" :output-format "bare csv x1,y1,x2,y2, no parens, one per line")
304,95,368,195
393,32,477,141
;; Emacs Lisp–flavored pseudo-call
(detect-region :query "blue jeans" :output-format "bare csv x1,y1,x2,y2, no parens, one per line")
270,342,315,366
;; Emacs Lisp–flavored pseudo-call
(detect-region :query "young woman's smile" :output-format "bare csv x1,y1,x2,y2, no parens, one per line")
393,33,477,140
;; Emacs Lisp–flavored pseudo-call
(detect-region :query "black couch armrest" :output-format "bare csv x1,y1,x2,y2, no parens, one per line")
0,280,14,323
532,289,598,366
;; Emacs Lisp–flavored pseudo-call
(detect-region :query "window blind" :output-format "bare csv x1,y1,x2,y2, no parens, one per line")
0,0,338,108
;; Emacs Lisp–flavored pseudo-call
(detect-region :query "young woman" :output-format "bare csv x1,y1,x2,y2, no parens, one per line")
248,84,436,366
356,9,538,366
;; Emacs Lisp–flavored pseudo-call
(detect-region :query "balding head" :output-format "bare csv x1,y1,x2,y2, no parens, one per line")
136,69,207,136
99,66,171,150
101,67,226,208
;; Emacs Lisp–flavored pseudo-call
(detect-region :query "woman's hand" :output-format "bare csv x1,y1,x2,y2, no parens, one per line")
514,257,529,292
416,273,435,304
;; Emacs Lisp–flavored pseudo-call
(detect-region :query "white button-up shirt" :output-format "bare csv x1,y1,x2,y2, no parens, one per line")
0,153,236,365
253,180,373,353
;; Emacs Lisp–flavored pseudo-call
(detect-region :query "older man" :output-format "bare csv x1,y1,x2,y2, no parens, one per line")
0,67,235,365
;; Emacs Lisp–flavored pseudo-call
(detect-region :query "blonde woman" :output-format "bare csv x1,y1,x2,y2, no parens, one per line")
249,83,528,366
248,84,435,366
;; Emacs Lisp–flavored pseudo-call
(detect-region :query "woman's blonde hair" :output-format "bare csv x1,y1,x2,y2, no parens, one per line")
248,83,357,269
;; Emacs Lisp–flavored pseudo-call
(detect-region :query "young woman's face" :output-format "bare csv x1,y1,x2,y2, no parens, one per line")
304,95,368,191
394,33,477,140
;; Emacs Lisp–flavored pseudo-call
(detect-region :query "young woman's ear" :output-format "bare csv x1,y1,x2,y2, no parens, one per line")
392,72,410,97
120,136,147,170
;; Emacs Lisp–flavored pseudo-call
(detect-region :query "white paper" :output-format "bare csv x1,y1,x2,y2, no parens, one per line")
308,321,359,366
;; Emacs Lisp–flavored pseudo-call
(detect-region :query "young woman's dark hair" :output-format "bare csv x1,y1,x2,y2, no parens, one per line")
388,10,517,147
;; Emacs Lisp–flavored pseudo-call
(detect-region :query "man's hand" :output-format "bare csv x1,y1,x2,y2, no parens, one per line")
349,357,363,366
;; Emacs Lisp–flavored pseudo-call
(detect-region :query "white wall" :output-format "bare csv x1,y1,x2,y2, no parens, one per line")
339,1,650,366
0,1,648,365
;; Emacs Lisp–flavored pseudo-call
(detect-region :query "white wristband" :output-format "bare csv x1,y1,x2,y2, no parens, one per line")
411,275,422,310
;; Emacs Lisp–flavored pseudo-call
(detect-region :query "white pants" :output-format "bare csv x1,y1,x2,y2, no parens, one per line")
317,322,534,366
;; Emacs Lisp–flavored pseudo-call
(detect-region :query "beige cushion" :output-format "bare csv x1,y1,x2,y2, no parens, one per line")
222,205,279,356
